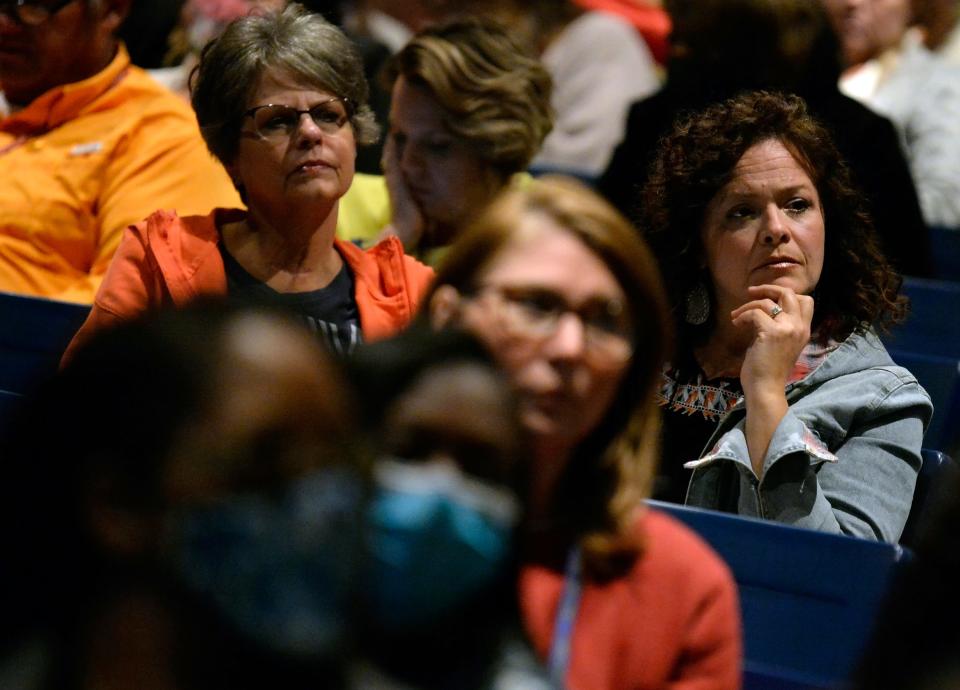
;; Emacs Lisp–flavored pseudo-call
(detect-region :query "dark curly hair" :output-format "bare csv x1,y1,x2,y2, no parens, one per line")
638,90,906,352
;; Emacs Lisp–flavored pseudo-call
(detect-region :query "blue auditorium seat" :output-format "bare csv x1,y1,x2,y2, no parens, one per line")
929,226,960,281
900,449,957,549
886,349,960,454
884,277,960,359
0,291,90,395
647,500,908,690
882,277,960,453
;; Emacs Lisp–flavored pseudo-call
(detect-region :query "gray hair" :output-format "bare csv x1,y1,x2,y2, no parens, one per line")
191,3,378,166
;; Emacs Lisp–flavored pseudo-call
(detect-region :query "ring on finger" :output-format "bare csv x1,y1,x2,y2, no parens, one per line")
770,304,783,319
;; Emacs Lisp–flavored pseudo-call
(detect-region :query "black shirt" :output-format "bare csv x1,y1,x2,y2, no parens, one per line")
220,245,363,356
655,357,744,504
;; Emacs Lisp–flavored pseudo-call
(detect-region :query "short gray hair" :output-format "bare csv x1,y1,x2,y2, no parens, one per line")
191,3,378,166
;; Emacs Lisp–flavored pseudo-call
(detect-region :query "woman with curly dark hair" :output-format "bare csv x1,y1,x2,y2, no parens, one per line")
640,90,932,542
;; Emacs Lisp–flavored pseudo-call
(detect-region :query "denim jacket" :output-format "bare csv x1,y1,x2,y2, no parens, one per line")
681,329,932,542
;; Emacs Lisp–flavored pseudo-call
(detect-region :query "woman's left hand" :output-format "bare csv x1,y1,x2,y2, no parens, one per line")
731,284,814,475
380,135,426,251
732,284,814,393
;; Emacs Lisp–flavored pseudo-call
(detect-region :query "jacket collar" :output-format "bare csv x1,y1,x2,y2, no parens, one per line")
141,209,427,342
786,329,891,394
1,44,129,135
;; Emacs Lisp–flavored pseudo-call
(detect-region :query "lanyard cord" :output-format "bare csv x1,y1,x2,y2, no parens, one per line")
547,546,582,688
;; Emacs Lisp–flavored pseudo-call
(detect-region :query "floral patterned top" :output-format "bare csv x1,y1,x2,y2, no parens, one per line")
654,340,839,503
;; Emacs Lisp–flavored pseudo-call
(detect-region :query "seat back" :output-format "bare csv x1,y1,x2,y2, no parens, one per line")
900,449,957,548
885,349,960,454
0,291,90,395
929,226,960,281
647,500,907,690
0,388,22,437
881,277,960,453
884,277,960,359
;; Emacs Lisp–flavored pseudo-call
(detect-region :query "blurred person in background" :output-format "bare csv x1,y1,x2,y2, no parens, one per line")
64,3,432,362
600,0,934,276
347,325,552,689
570,0,671,65
384,0,662,182
913,0,960,60
0,302,366,690
0,0,239,302
824,0,960,231
426,176,741,690
356,18,553,263
640,91,931,541
526,0,662,180
343,0,440,51
146,0,285,97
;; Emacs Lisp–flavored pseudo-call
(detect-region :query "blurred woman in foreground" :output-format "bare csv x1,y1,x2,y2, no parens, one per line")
2,303,365,689
426,176,741,690
347,325,550,689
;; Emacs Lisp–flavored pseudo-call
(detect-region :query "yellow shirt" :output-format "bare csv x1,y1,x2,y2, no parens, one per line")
0,45,240,303
336,172,392,246
335,171,532,267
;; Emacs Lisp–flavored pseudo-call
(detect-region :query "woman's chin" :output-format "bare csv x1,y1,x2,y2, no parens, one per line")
748,275,817,296
520,407,587,450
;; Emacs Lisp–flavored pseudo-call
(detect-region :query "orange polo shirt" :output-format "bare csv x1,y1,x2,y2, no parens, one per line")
0,45,240,303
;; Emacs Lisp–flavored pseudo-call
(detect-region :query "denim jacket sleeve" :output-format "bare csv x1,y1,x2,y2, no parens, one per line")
685,362,932,542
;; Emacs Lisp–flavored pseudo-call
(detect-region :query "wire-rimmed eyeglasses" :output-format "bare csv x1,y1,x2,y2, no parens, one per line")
467,284,634,366
241,97,352,140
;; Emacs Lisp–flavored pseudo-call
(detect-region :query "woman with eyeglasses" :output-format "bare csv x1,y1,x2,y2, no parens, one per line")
426,175,741,690
64,3,433,361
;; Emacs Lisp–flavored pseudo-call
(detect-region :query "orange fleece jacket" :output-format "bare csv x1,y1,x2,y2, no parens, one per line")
63,208,433,361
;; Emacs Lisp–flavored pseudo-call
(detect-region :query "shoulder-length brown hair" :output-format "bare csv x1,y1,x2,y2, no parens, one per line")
426,176,673,578
638,90,906,352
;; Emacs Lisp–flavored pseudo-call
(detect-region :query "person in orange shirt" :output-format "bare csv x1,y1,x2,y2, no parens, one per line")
0,0,241,303
63,3,432,363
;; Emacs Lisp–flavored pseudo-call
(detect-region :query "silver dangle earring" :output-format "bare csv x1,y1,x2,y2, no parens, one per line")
684,281,710,325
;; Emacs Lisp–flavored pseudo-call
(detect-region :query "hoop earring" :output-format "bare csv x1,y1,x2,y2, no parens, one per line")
684,281,710,326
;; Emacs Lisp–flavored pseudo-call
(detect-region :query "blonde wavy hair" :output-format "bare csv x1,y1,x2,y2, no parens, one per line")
426,176,673,578
385,17,554,180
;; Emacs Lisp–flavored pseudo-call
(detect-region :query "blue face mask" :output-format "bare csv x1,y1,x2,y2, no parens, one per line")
364,457,520,631
163,468,364,659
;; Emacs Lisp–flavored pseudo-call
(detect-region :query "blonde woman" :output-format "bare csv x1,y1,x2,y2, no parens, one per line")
426,176,741,690
358,18,553,260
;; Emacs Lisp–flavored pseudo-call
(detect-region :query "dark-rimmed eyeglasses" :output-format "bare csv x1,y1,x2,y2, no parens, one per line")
241,98,352,140
468,284,634,366
0,0,74,26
